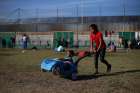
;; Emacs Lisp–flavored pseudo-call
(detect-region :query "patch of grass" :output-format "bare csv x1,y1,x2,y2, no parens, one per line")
0,48,140,93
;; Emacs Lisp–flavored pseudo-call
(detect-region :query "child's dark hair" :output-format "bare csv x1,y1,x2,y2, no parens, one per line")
68,50,75,56
89,24,98,32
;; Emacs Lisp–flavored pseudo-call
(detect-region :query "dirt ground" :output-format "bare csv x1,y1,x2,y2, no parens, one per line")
0,49,140,93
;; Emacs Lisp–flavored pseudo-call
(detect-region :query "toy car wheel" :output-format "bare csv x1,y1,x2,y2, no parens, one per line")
52,66,61,75
41,69,46,72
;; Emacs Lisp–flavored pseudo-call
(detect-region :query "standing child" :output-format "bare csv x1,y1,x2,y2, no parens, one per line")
89,24,112,74
21,34,28,53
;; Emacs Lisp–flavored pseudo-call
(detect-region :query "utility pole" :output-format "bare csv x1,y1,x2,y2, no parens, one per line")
36,8,39,32
17,8,21,32
80,0,84,25
57,8,59,23
99,2,102,27
17,8,21,24
123,0,125,37
76,5,79,47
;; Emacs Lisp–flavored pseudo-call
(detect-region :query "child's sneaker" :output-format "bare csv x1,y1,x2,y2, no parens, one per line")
107,64,111,72
72,73,77,80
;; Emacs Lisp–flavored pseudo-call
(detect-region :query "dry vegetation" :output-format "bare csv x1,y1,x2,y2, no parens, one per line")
0,48,140,93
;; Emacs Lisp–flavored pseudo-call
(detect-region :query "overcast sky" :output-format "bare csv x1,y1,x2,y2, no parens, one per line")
0,0,140,18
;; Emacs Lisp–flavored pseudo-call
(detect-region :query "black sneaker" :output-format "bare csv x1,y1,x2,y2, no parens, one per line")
107,64,111,72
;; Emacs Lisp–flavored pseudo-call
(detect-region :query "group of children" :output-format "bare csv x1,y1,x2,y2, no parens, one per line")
52,50,92,80
41,24,112,80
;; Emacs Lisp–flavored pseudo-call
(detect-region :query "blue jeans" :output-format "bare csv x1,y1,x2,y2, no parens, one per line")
23,41,27,49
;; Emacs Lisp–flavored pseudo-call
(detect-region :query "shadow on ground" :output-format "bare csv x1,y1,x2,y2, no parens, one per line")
77,69,140,81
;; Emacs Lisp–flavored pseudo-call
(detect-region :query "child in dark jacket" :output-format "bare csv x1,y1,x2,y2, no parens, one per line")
52,50,92,80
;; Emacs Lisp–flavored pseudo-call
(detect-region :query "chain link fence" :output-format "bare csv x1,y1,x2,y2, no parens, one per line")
0,0,140,48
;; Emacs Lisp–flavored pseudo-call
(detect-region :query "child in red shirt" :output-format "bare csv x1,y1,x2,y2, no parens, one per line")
89,24,111,74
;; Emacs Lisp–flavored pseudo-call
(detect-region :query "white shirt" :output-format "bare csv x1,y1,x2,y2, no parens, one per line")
22,36,27,42
57,45,64,52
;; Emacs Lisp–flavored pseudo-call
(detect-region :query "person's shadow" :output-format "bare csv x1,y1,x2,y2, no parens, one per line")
77,69,140,81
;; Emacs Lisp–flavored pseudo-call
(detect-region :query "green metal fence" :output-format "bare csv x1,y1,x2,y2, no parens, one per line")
53,32,74,48
119,32,135,40
0,32,16,48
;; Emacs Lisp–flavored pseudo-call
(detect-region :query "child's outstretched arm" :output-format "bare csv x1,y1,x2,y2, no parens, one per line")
74,51,93,66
